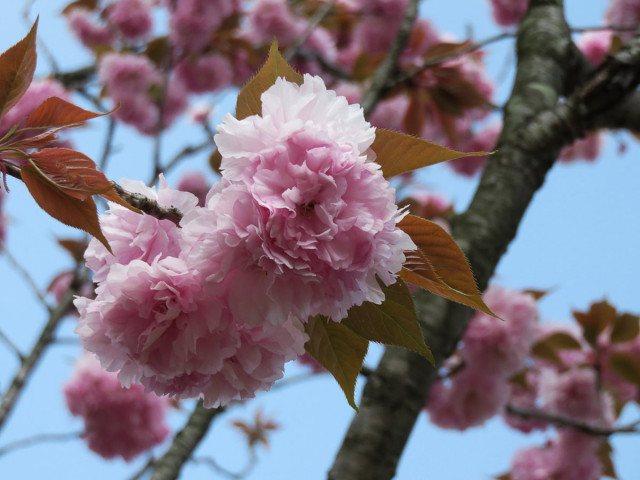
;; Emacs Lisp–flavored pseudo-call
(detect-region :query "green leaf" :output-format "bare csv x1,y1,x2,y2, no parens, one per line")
0,19,38,119
530,339,562,365
372,128,490,180
398,214,496,317
608,352,640,388
542,332,583,350
573,300,616,347
610,313,640,344
235,41,303,120
304,316,369,411
341,278,434,364
530,332,582,365
20,164,111,252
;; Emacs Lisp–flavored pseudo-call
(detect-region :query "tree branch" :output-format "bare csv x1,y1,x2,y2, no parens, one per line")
505,405,640,436
360,0,421,117
149,401,225,480
112,183,183,226
0,431,81,457
0,265,89,435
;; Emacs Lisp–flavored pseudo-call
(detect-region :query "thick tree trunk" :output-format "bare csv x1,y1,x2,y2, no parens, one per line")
328,1,640,478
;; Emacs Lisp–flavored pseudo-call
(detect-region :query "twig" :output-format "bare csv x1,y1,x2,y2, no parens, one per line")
53,66,97,90
99,117,117,171
571,25,640,34
191,450,257,480
151,139,213,185
0,241,51,311
284,0,337,62
0,265,89,435
391,32,514,88
296,48,352,80
506,405,640,437
360,0,421,116
0,431,82,457
0,329,24,362
127,456,156,480
22,0,60,74
271,371,318,390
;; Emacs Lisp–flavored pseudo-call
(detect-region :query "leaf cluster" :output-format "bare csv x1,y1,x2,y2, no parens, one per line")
0,20,138,252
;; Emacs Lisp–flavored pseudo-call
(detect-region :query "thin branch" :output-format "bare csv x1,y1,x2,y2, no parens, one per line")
22,0,60,74
127,456,156,480
0,431,81,457
506,405,640,437
391,32,514,88
0,241,51,311
0,265,89,435
0,329,24,362
295,48,352,80
191,450,257,480
570,25,640,34
360,0,421,116
151,139,213,185
53,66,97,90
284,0,337,62
149,401,225,480
99,117,117,171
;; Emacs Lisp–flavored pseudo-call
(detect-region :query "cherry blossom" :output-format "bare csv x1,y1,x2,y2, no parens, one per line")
64,354,169,461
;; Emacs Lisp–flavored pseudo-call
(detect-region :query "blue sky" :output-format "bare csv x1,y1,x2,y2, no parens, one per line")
0,1,639,479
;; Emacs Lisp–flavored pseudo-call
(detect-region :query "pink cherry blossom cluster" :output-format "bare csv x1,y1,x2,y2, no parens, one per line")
426,285,538,429
487,0,529,27
510,429,602,480
98,53,187,134
426,292,640,479
0,79,71,141
64,354,170,461
66,0,153,49
168,0,239,53
75,74,413,406
606,0,640,41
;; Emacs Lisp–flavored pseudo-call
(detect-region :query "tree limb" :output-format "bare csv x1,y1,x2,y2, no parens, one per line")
505,405,640,437
149,401,224,480
360,0,421,117
0,266,89,435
